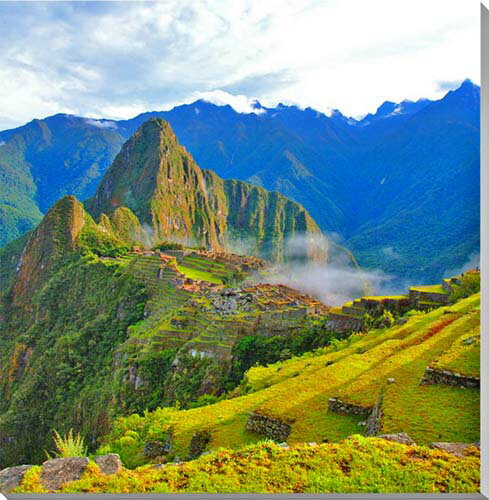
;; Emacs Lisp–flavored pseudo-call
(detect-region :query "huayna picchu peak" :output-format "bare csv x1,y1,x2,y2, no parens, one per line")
86,118,327,263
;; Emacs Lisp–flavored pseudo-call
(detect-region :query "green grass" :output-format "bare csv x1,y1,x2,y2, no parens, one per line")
362,295,408,301
430,329,480,378
410,285,448,295
15,437,480,493
176,265,223,284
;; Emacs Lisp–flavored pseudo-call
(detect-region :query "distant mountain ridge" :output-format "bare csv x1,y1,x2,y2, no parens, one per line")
0,80,480,281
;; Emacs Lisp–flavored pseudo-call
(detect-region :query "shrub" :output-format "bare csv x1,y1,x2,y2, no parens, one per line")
152,241,184,251
450,272,481,303
46,429,87,458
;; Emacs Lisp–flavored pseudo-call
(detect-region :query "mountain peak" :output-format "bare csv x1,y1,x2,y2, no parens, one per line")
452,78,479,97
86,118,327,262
13,195,87,304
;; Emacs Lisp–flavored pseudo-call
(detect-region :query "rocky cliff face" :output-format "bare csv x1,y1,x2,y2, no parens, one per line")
87,119,327,262
12,196,86,304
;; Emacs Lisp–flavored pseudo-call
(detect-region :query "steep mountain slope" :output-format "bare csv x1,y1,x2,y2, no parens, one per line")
87,118,327,262
0,133,44,245
0,179,479,478
346,80,480,280
0,115,125,246
0,119,336,467
116,102,349,233
0,81,480,281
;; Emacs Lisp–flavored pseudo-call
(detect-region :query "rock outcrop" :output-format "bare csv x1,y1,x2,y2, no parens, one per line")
428,442,480,457
377,433,416,446
40,457,89,491
95,454,123,475
0,464,33,493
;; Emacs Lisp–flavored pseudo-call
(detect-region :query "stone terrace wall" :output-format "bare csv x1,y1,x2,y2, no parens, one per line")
328,397,371,417
365,394,383,436
245,412,291,442
421,367,480,388
324,314,363,333
409,289,449,306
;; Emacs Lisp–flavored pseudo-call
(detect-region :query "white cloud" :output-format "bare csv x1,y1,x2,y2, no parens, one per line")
98,104,148,120
84,118,118,129
190,90,265,114
0,0,480,128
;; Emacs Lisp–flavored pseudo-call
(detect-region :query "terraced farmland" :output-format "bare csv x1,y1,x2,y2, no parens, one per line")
101,293,480,465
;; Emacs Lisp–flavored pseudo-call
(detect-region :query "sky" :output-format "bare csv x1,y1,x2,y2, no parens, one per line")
0,0,480,130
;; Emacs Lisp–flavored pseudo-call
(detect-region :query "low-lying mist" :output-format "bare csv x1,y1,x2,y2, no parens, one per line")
257,234,393,307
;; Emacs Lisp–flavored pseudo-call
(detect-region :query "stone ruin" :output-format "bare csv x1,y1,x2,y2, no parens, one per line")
328,392,384,437
420,366,480,389
243,283,329,315
328,397,371,417
208,288,254,315
323,271,480,334
245,411,292,442
193,250,266,271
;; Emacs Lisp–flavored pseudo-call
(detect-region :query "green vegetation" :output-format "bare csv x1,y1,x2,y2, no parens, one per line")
96,294,480,467
410,285,448,294
46,430,87,459
430,329,480,378
0,252,148,467
449,272,481,303
152,241,184,251
176,264,223,284
15,437,480,494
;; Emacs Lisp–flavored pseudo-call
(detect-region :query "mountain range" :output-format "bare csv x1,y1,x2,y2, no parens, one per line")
0,109,481,485
0,80,480,282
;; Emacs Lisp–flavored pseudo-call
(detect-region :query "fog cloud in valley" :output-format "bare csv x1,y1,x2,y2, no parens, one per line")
259,234,393,307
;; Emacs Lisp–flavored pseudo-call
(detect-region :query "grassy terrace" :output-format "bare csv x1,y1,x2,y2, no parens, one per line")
99,294,480,466
176,264,223,284
361,295,409,301
16,437,480,493
410,285,448,294
430,328,480,378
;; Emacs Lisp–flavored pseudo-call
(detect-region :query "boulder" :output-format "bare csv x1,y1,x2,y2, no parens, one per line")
377,432,416,446
429,442,479,457
144,439,171,459
0,465,33,493
95,454,123,475
40,457,89,491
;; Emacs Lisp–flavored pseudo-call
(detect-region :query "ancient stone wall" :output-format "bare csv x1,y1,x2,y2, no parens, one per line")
328,397,371,417
420,367,480,388
324,314,363,333
245,411,291,442
365,394,383,436
409,289,449,306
